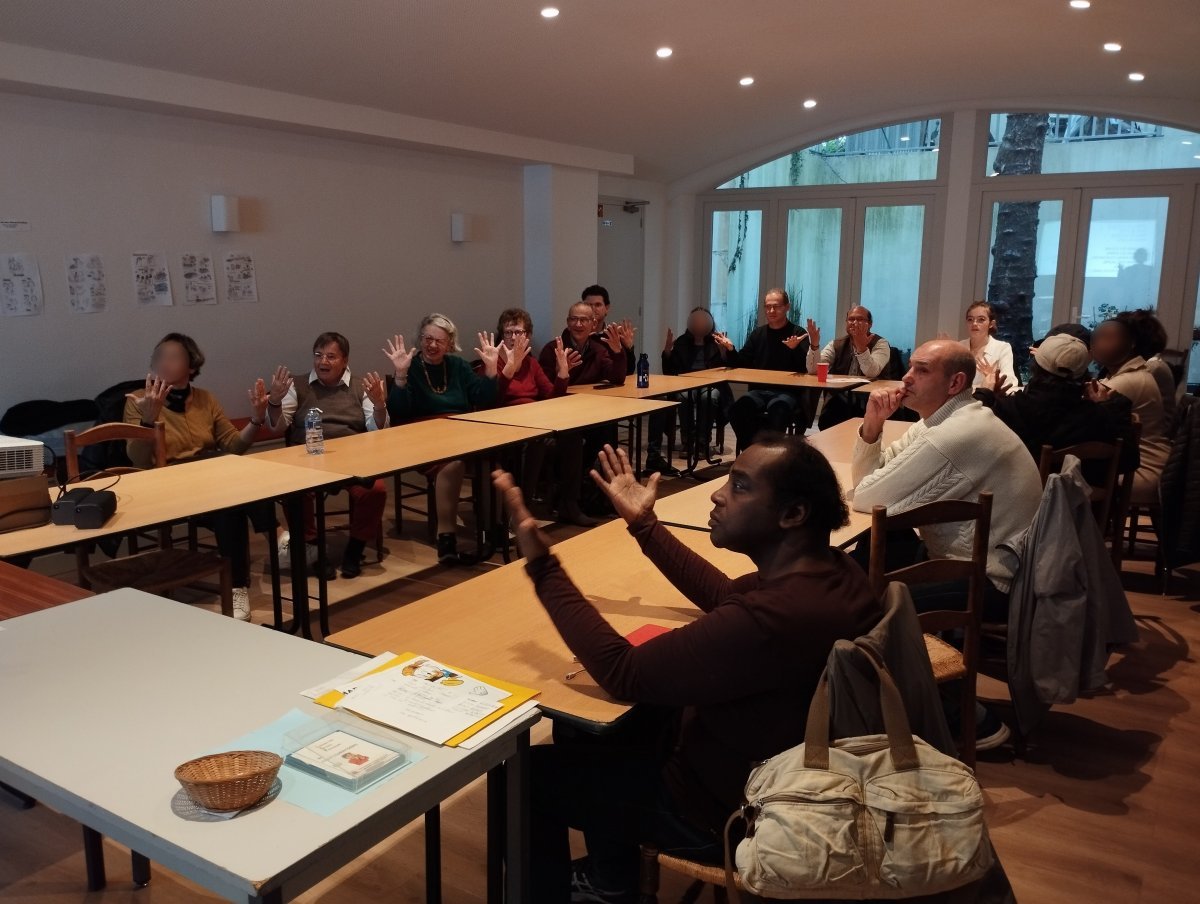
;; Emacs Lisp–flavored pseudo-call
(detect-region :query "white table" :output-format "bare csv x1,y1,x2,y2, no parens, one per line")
0,590,538,902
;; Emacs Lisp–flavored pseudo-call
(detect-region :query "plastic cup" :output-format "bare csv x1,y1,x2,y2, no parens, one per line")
816,362,829,383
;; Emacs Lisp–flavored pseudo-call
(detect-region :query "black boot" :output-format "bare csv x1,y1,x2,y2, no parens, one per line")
340,537,365,578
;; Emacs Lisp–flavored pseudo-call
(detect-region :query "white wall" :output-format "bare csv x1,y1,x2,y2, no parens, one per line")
0,92,527,416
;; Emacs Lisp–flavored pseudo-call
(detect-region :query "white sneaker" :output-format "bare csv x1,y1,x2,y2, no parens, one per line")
232,587,251,621
277,531,292,567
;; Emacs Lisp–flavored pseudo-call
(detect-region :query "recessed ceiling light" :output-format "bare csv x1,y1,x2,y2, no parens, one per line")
656,47,673,59
1103,42,1122,52
739,76,755,86
1194,155,1200,160
900,135,911,142
802,98,817,109
540,7,559,18
1182,140,1194,145
1128,71,1145,81
1069,0,1090,8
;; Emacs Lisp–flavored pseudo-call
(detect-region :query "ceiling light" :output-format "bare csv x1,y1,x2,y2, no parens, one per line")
1103,42,1122,51
540,7,559,18
1182,140,1193,145
739,76,755,86
1128,71,1145,81
900,135,911,142
656,47,673,59
1194,155,1200,160
802,98,817,109
1069,0,1090,8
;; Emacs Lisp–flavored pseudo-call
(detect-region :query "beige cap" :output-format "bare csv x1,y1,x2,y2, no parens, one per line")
1033,334,1091,379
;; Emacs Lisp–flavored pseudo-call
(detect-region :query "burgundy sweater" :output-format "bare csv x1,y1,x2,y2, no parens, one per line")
539,330,627,386
525,516,880,833
497,356,568,406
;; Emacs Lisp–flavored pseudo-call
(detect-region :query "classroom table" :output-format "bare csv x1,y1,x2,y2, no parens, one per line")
0,558,92,619
680,366,869,391
328,519,755,727
804,416,907,463
0,589,539,903
0,455,345,641
853,379,906,394
568,373,731,474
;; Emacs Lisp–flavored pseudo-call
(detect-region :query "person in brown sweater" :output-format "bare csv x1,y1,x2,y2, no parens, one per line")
493,436,880,903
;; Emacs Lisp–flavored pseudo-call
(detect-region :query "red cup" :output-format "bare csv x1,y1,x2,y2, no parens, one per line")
816,362,829,383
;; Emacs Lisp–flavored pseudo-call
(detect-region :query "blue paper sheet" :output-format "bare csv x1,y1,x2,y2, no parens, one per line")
208,708,423,818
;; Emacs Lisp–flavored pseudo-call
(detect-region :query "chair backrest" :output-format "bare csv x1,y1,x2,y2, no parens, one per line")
64,421,167,481
867,493,993,640
1039,438,1122,529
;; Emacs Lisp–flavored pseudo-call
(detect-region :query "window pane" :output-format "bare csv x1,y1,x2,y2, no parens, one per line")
783,207,842,335
986,199,1064,342
986,113,1200,176
1079,196,1168,328
1189,282,1200,393
860,205,925,356
709,209,762,350
718,119,940,189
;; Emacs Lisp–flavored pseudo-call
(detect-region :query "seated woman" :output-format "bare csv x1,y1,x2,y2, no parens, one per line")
1121,308,1177,422
804,305,893,429
1092,316,1171,506
645,307,733,469
961,300,1018,389
122,332,273,621
385,313,499,565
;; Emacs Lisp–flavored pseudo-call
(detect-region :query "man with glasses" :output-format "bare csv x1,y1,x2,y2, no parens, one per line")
805,305,894,429
265,331,389,578
717,288,810,450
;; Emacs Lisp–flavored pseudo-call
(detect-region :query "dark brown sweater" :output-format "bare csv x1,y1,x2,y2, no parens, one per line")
524,516,880,833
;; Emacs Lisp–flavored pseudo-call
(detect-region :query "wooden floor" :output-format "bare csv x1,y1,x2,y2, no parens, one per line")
3,450,1199,903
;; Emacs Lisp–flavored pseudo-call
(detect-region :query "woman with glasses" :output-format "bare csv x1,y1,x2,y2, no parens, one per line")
495,307,570,405
384,313,500,564
960,300,1018,389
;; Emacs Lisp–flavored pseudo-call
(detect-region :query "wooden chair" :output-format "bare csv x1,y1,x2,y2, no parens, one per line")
638,847,745,904
867,493,993,767
1038,438,1122,547
62,422,234,617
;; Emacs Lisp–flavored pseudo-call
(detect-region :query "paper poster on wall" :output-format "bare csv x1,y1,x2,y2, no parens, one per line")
65,253,107,314
223,251,258,303
0,252,44,317
180,252,217,305
132,251,173,306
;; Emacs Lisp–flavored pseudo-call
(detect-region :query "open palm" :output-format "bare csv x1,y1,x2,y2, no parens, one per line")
590,445,659,525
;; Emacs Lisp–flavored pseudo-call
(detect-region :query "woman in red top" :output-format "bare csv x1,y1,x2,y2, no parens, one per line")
495,307,569,405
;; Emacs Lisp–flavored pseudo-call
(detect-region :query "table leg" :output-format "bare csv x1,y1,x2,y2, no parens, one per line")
504,731,531,903
131,850,151,887
315,491,329,638
82,825,106,891
0,781,35,809
274,493,309,638
486,762,504,904
425,806,442,904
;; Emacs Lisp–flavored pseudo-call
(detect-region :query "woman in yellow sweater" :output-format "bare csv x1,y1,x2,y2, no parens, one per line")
123,333,275,620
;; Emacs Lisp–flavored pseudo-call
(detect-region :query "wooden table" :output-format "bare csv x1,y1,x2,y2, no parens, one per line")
853,379,906,394
328,519,755,726
804,416,907,464
0,560,92,620
0,590,539,903
450,393,675,432
681,367,868,391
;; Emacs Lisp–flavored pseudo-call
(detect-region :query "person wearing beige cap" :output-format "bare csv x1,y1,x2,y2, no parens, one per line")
975,331,1137,475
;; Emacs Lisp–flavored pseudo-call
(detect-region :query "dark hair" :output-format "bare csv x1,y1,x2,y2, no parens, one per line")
764,287,790,306
1117,309,1167,360
313,331,349,358
965,301,998,335
941,343,978,385
155,333,205,378
497,307,533,336
752,432,849,534
581,284,610,306
1037,322,1092,350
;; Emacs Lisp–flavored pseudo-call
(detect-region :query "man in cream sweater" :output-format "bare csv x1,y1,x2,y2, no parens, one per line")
852,339,1041,610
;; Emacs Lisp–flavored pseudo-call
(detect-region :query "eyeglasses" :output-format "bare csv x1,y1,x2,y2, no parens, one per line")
567,316,593,324
764,303,787,311
420,334,449,346
846,316,870,323
502,328,528,338
312,351,342,362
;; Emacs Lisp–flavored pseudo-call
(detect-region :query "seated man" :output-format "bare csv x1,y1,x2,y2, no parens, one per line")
266,331,389,578
804,305,893,429
583,283,636,372
494,438,880,901
717,288,810,450
538,302,627,525
974,332,1137,477
852,339,1042,621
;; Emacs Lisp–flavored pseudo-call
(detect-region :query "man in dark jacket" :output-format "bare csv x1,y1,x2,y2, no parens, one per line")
718,288,810,450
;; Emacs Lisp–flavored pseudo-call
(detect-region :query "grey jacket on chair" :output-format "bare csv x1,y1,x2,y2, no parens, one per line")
1004,455,1139,736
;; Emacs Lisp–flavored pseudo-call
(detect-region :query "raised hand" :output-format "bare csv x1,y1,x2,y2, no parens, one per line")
603,323,623,354
493,469,551,561
266,365,292,404
564,345,583,372
664,327,675,353
590,444,659,527
126,373,170,423
862,385,906,443
247,378,270,421
805,318,821,350
989,372,1011,397
713,331,734,352
384,334,416,379
502,334,531,378
619,318,637,350
475,331,501,377
553,336,571,379
782,333,805,350
362,371,387,407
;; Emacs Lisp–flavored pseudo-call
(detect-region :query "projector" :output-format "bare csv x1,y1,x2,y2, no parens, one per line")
0,435,45,479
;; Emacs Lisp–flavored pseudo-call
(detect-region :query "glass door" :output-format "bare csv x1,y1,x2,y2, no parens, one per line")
705,204,767,349
852,200,933,357
776,203,851,339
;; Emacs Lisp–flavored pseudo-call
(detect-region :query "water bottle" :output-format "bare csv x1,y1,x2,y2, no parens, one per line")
304,408,325,455
636,352,650,389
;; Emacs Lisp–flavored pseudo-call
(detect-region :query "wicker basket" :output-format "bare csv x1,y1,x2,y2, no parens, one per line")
174,750,282,812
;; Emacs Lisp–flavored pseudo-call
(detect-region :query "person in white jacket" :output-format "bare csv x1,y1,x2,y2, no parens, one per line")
961,301,1018,390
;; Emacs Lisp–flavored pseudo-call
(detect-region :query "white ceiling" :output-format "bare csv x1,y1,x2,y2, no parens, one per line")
1,0,1198,183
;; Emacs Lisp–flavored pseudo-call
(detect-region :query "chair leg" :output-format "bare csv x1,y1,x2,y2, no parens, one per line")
637,845,661,904
959,675,977,769
712,885,730,904
131,851,151,887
